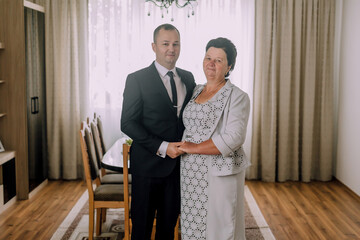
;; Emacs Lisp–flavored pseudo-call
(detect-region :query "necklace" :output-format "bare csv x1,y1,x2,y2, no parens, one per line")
195,81,225,104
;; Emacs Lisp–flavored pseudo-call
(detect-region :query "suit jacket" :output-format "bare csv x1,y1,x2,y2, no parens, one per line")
121,62,196,178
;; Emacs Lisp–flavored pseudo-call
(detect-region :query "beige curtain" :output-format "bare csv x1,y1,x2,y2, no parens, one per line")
45,0,89,179
248,0,335,182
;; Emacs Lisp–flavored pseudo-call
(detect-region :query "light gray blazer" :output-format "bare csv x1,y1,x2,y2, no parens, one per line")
190,80,251,176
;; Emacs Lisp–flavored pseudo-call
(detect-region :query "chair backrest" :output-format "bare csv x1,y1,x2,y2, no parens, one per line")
94,113,107,153
90,120,104,166
79,122,97,199
81,121,101,182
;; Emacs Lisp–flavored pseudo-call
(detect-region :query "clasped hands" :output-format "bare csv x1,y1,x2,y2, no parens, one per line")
166,141,197,159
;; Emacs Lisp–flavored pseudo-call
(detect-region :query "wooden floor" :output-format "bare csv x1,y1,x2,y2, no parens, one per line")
0,180,86,240
0,179,359,240
247,179,360,240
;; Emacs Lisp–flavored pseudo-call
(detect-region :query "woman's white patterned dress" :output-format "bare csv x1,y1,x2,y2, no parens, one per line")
180,85,247,240
180,88,225,240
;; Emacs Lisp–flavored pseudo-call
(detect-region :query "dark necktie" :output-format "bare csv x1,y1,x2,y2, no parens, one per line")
167,71,177,107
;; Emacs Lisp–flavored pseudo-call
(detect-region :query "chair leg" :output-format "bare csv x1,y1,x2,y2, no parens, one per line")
174,215,180,240
101,208,107,223
89,206,94,240
124,211,130,240
151,218,157,240
96,208,102,236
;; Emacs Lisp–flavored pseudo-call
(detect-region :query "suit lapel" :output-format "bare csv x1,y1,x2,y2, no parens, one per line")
149,63,178,115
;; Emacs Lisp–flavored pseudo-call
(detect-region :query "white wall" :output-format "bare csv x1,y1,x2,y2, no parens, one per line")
336,0,360,196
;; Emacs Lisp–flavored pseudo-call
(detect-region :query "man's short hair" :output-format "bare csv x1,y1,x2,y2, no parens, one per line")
153,24,180,43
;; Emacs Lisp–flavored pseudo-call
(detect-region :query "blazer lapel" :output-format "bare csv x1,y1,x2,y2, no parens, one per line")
207,81,233,137
177,69,194,116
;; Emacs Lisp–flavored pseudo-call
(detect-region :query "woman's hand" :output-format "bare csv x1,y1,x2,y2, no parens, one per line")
178,139,221,155
178,141,198,154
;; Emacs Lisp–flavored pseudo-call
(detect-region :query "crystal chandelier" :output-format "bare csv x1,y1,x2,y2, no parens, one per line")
146,0,198,20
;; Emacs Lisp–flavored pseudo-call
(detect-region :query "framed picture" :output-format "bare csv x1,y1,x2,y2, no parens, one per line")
0,139,5,152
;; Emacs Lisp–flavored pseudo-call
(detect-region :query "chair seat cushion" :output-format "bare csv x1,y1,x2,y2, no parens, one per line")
101,173,132,184
101,174,123,184
105,169,119,174
94,184,125,201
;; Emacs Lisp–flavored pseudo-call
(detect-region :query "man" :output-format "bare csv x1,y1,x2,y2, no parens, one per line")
121,24,196,240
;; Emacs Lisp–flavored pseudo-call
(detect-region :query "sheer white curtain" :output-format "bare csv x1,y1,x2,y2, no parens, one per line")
88,0,254,158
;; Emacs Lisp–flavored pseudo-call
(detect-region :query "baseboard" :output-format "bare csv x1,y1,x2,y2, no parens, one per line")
29,179,48,199
333,177,360,198
0,194,17,214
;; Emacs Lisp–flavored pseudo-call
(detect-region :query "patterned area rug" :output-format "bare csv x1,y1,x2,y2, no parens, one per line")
51,186,275,240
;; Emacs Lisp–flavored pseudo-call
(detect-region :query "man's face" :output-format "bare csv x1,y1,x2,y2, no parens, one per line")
152,29,180,70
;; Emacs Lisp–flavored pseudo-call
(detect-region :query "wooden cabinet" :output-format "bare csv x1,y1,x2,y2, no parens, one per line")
0,43,5,119
0,79,6,122
0,0,29,200
24,5,47,192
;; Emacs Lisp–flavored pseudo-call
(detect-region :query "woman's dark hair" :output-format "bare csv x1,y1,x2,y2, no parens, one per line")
206,37,237,77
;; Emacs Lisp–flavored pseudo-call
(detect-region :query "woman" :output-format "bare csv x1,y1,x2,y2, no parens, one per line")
178,37,250,240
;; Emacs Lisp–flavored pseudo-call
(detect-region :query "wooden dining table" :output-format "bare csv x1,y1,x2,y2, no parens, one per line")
101,137,130,172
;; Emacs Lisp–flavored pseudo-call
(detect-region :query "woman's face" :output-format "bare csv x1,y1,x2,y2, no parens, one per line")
203,47,231,81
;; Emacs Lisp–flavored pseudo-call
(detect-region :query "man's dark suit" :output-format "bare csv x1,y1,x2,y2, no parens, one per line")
121,62,196,239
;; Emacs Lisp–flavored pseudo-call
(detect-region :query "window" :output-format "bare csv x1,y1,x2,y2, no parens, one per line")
88,0,254,109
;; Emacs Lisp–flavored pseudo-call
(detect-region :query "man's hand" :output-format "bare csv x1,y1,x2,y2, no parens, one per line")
166,142,185,159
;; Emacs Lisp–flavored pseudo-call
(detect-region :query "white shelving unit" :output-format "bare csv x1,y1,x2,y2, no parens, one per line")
0,151,15,165
0,151,16,211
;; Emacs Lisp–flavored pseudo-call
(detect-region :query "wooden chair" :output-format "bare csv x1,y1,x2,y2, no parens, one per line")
82,120,123,185
84,119,125,224
79,122,128,240
122,143,180,240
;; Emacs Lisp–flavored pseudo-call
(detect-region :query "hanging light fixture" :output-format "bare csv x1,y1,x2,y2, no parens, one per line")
146,0,198,20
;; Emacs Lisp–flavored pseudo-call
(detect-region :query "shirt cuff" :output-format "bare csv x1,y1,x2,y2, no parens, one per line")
157,141,169,158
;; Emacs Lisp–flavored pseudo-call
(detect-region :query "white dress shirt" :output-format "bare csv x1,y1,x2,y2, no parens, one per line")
154,61,186,158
